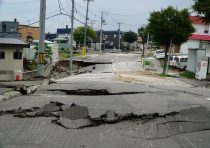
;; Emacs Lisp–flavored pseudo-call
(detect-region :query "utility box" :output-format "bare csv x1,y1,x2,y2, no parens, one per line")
196,61,208,80
13,70,23,81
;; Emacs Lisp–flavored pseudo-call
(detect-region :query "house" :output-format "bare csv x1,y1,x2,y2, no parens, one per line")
179,16,210,55
94,30,123,50
45,33,58,42
0,19,21,38
18,25,39,42
57,25,71,38
180,16,210,79
0,38,29,81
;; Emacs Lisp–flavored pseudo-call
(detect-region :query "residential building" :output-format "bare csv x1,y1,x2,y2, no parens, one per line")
180,16,210,55
57,25,71,38
18,25,39,42
180,16,210,79
0,38,29,81
94,30,123,50
0,19,20,38
45,33,58,42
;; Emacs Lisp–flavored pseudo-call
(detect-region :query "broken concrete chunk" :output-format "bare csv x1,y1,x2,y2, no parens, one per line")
59,104,89,120
53,117,94,129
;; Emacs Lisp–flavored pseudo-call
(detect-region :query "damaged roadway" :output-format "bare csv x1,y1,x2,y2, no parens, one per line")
1,54,210,148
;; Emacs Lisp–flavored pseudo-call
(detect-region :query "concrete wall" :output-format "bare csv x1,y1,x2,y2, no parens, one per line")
0,48,23,71
187,49,206,73
0,71,13,81
23,47,36,60
180,40,200,55
22,62,53,80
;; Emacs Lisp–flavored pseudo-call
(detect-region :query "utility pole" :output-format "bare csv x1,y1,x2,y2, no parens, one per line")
117,23,122,50
84,0,93,48
166,38,173,73
69,0,75,75
37,0,46,77
143,33,150,67
100,11,104,52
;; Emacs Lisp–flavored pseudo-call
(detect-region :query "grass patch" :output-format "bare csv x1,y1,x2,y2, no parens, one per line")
159,73,178,78
179,71,195,79
143,60,151,66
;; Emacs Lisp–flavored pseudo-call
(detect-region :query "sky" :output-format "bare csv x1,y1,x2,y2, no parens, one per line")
0,0,194,33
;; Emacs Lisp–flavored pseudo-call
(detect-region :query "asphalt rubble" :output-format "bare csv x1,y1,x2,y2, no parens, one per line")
1,101,210,140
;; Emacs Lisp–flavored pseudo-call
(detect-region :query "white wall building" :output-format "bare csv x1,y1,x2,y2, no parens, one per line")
180,16,210,78
180,16,210,55
0,38,29,81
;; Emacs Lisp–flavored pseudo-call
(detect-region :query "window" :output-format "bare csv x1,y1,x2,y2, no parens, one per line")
14,51,22,59
2,24,6,33
114,34,117,38
0,52,5,59
204,29,209,34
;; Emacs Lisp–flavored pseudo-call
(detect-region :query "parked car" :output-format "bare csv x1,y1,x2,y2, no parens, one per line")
170,55,177,67
154,49,165,59
175,55,188,70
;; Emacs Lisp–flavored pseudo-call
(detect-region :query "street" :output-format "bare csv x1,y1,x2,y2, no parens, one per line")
1,53,210,148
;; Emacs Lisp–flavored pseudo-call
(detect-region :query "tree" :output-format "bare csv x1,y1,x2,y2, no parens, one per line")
138,26,149,57
73,26,96,44
123,31,137,50
147,6,195,74
193,0,210,23
123,31,137,43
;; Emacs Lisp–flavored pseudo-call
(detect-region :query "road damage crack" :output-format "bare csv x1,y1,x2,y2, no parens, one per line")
48,89,147,96
1,102,210,141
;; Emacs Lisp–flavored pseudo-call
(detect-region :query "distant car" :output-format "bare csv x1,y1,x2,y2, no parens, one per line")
175,55,188,70
154,50,165,59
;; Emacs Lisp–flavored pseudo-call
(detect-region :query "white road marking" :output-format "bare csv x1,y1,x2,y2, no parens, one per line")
206,98,210,101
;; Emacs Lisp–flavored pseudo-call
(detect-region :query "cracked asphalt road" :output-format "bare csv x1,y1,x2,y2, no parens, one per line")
1,53,210,148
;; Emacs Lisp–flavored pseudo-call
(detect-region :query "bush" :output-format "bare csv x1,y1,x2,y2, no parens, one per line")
179,71,195,79
143,60,151,66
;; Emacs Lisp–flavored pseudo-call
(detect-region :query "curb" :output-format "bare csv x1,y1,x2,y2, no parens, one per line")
0,91,22,103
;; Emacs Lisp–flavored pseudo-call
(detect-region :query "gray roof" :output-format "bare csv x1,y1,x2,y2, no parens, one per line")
0,38,29,47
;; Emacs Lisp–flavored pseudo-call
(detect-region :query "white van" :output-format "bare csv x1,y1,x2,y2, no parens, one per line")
175,55,188,70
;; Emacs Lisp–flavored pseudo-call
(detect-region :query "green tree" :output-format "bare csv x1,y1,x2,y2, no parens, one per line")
123,31,137,50
138,26,149,57
123,31,137,43
193,0,210,23
73,26,96,44
147,6,195,74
